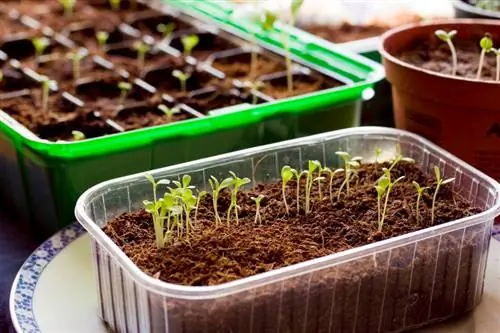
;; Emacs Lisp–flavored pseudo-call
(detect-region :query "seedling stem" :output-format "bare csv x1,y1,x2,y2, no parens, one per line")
172,70,191,93
40,75,54,113
305,160,321,215
252,195,265,224
181,35,199,57
117,81,132,105
431,166,455,224
134,41,149,71
412,181,429,225
208,176,233,226
435,29,458,76
477,33,494,80
157,22,176,40
158,104,180,123
96,31,109,52
281,165,295,215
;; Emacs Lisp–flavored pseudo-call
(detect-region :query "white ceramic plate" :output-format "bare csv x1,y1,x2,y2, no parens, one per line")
9,223,500,333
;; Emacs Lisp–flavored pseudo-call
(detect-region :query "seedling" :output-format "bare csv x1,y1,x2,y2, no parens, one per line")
283,0,304,94
323,167,344,203
252,194,265,224
143,175,171,248
281,165,295,215
431,166,455,224
71,130,85,141
304,160,321,215
117,81,132,105
59,0,76,17
412,181,429,225
375,146,382,164
226,171,251,224
172,69,191,93
181,34,199,57
157,104,180,123
96,31,109,52
157,22,176,40
375,168,405,232
388,144,415,172
134,41,150,71
208,175,234,226
336,151,362,200
492,48,500,81
194,190,207,223
477,33,494,80
32,37,50,65
40,75,55,112
67,50,84,81
289,168,304,213
109,0,120,11
435,29,458,76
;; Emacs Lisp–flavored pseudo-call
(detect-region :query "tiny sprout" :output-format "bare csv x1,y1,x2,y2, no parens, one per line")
477,32,494,80
143,175,171,248
134,41,150,71
281,165,295,215
431,166,455,224
59,0,76,17
71,130,85,141
261,10,277,31
117,81,132,105
172,69,191,93
194,190,207,223
109,0,120,11
67,50,84,81
412,181,429,225
157,22,176,40
181,34,199,57
336,151,362,200
40,75,54,113
208,175,234,226
227,171,251,225
435,29,458,76
289,168,302,213
375,168,405,232
32,37,50,59
305,160,321,215
96,31,109,51
323,167,344,203
157,104,180,123
251,194,265,224
375,146,382,164
388,144,415,172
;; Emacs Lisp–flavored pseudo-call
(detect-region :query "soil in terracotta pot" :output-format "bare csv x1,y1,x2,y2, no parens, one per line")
303,23,389,43
397,32,500,81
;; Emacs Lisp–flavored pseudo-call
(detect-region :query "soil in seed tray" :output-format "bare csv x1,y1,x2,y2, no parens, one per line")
397,33,500,80
0,19,35,38
212,53,287,80
128,11,193,38
303,23,389,43
182,89,260,113
104,161,480,287
34,55,107,86
261,73,343,99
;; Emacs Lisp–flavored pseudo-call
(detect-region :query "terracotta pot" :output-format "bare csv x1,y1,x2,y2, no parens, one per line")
380,19,500,181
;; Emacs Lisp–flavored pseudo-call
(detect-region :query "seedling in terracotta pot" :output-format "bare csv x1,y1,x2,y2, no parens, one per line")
477,33,494,80
435,29,458,76
134,41,150,71
181,34,199,57
117,81,132,105
109,0,120,11
71,130,85,141
157,23,176,41
96,31,109,52
40,75,55,112
59,0,76,17
375,168,405,232
251,194,265,224
172,69,191,93
412,181,429,225
208,175,234,226
431,166,455,224
227,171,251,224
157,104,180,123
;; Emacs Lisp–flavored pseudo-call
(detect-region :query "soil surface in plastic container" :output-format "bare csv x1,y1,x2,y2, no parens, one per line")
397,32,499,80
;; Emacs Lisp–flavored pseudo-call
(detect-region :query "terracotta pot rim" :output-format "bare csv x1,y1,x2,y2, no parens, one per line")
378,18,500,86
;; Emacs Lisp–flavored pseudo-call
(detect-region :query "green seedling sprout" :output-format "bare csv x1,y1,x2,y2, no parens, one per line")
157,22,176,40
283,0,304,94
375,146,382,164
96,31,109,52
134,41,150,71
40,75,55,113
323,167,344,203
252,194,265,224
412,181,429,225
194,190,207,224
435,29,458,76
71,130,85,141
67,50,84,81
336,151,362,200
208,175,234,226
109,0,120,10
32,37,50,64
281,165,295,215
117,81,132,105
304,160,321,215
181,34,199,57
431,166,455,224
143,175,171,248
477,33,494,80
492,48,500,81
59,0,76,17
375,168,405,232
226,171,251,224
172,69,191,93
388,144,415,172
157,104,180,123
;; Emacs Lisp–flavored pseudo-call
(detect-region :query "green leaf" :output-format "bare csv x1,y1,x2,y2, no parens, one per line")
281,165,294,184
219,177,234,190
262,10,277,30
145,174,155,186
163,193,176,207
435,29,450,42
308,160,321,174
335,151,350,160
412,181,421,192
480,33,493,51
182,174,191,188
377,176,390,190
181,34,199,56
157,22,176,37
291,0,304,16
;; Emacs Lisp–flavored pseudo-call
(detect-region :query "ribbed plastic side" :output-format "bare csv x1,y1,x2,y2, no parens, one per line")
78,128,500,333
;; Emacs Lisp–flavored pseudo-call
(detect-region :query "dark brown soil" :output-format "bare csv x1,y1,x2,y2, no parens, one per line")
104,161,479,286
397,33,500,80
212,54,287,79
304,23,389,44
261,73,343,99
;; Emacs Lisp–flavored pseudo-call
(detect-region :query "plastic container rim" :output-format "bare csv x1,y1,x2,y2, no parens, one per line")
75,126,500,300
452,0,500,19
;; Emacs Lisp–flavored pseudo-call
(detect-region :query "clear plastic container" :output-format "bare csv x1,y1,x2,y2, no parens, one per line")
75,127,500,333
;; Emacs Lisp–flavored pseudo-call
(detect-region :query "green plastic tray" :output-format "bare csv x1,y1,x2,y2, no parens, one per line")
0,0,383,238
